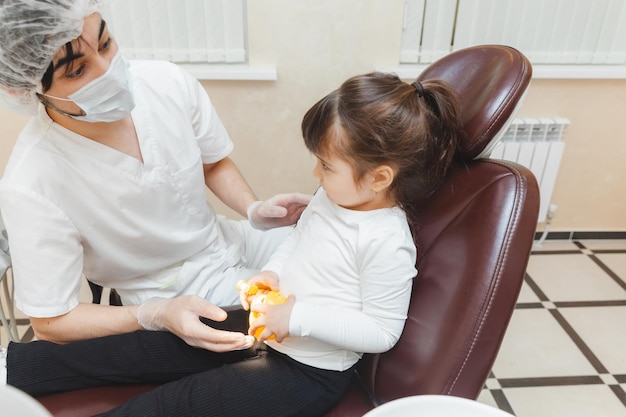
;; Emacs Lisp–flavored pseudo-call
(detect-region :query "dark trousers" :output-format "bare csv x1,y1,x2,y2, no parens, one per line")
7,309,356,417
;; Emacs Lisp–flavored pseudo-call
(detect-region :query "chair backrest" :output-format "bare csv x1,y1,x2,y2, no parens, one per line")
357,45,539,403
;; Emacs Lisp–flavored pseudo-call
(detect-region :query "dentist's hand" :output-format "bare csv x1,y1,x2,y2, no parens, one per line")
137,296,254,352
247,193,312,230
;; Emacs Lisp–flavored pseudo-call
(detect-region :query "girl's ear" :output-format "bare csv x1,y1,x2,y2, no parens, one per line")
370,165,395,193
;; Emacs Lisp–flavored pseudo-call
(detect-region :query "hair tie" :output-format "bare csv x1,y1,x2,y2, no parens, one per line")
411,81,425,98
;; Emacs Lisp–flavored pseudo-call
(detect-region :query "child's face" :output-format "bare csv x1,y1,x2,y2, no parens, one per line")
313,152,377,211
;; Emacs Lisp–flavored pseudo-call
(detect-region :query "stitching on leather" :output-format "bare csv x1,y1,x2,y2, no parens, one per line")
473,47,528,146
445,160,528,394
416,166,511,268
468,47,531,156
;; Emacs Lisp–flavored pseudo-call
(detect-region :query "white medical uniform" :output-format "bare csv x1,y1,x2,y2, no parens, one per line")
0,60,280,318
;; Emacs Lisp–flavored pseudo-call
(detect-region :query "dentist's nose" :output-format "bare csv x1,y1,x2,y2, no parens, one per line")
91,54,113,78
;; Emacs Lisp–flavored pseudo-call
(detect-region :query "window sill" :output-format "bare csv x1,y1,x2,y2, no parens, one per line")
179,64,277,81
380,64,626,80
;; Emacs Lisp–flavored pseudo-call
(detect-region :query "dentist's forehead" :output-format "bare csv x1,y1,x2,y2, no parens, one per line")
52,14,107,73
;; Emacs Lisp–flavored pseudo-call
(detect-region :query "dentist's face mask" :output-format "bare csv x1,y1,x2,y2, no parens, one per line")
41,51,135,123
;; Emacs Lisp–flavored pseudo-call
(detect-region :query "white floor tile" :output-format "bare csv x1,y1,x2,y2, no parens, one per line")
578,240,626,251
492,309,596,378
516,281,541,303
485,378,502,390
595,253,626,284
560,306,626,374
531,239,578,251
504,385,626,417
599,374,619,385
477,389,499,409
526,254,626,301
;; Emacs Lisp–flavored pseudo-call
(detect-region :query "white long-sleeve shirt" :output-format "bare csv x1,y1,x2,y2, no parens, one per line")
265,189,417,371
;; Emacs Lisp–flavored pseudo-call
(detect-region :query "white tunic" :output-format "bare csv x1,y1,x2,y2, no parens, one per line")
264,189,417,371
0,60,245,317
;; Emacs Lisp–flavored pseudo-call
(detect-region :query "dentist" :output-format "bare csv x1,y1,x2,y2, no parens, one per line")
0,0,310,351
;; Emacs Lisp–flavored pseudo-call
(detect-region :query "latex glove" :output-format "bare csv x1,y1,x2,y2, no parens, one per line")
249,294,296,343
247,193,312,230
137,295,255,352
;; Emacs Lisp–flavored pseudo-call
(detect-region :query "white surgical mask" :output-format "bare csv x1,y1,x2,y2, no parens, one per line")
41,51,135,123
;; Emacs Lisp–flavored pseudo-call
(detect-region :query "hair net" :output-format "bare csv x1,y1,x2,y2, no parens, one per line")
0,0,100,115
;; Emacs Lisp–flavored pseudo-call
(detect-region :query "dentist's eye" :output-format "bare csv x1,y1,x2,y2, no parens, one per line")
65,63,85,79
100,37,112,51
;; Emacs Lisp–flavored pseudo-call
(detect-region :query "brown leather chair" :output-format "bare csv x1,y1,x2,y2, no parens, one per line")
36,44,538,416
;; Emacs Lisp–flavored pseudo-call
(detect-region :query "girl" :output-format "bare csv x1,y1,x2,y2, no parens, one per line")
4,72,460,417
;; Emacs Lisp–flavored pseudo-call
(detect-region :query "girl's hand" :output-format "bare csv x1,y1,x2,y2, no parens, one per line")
249,294,296,343
238,270,280,310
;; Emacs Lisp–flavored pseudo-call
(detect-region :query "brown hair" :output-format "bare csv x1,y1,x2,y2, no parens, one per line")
301,71,460,230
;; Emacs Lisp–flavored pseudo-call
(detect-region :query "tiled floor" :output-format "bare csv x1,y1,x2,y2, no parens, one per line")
2,239,626,416
477,239,626,417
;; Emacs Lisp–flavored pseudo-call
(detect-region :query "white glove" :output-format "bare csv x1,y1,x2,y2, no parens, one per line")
137,297,169,331
247,193,312,230
137,296,255,351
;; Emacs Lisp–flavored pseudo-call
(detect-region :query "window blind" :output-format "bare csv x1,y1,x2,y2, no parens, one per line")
100,0,246,64
401,0,626,65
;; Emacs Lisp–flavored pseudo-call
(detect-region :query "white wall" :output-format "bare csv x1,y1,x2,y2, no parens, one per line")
1,0,625,231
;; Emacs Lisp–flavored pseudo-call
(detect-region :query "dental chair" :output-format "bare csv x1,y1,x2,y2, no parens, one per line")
35,44,538,416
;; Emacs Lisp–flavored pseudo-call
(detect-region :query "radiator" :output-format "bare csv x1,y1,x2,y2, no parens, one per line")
489,117,569,222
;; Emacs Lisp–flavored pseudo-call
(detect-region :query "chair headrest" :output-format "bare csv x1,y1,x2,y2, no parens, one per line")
417,45,532,160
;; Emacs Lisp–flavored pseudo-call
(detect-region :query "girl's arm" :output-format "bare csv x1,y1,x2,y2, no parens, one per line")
239,202,311,310
287,227,416,353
